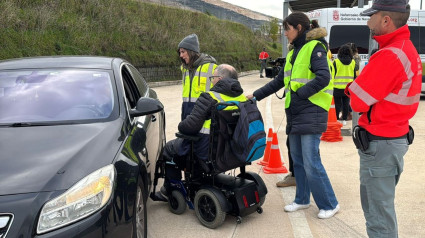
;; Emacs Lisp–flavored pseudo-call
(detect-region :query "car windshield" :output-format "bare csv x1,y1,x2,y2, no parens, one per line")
0,69,115,124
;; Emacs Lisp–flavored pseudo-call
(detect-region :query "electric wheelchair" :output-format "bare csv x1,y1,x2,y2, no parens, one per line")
150,101,268,229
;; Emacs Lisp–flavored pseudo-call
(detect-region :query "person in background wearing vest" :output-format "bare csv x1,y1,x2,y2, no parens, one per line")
154,64,246,201
178,33,217,121
259,47,269,78
333,44,357,126
247,12,339,219
346,1,421,237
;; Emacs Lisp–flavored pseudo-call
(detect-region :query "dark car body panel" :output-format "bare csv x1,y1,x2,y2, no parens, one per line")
0,56,165,237
0,120,123,195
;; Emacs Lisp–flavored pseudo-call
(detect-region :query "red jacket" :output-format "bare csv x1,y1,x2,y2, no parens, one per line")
259,51,269,60
348,25,422,137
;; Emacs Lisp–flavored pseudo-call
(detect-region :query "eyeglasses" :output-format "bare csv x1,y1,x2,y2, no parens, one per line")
209,75,221,80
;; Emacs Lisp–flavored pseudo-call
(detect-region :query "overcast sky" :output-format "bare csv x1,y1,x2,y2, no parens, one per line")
222,0,424,19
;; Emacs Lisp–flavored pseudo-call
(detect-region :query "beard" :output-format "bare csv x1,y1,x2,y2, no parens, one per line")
370,29,376,38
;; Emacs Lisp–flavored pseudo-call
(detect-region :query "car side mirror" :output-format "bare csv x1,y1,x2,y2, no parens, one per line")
130,97,163,117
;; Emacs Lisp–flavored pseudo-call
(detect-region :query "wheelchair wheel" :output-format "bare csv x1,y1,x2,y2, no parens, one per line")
168,190,186,215
194,189,226,229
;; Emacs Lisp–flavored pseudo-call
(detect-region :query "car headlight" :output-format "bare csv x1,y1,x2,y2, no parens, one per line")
37,164,116,234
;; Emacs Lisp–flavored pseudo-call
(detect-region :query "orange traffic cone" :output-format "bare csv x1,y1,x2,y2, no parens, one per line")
263,133,288,174
321,97,343,142
258,128,273,166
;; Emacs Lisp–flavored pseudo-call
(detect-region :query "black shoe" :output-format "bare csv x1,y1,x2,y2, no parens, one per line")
153,191,168,202
260,75,264,78
151,186,168,202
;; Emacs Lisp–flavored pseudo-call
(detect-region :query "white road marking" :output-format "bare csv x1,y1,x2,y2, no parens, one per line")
265,96,313,238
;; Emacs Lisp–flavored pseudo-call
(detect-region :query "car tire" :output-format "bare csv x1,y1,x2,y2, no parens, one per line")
168,190,186,215
134,178,147,238
194,189,226,229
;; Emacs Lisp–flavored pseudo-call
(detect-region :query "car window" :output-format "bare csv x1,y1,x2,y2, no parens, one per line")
126,65,148,97
0,69,115,124
121,65,141,109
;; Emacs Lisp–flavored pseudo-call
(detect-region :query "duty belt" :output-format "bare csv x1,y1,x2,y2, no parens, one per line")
366,131,407,141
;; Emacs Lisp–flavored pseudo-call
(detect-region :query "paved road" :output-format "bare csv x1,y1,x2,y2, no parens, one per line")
148,73,425,238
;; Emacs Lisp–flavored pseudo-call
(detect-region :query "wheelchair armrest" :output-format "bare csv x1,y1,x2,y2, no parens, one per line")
175,132,200,141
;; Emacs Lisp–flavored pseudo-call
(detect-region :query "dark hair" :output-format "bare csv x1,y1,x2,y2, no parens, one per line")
337,44,353,60
283,12,311,36
178,49,200,69
311,19,320,29
347,42,358,54
380,4,410,28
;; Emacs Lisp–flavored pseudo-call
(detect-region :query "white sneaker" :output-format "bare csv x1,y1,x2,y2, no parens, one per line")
318,204,340,219
342,120,347,126
284,202,310,212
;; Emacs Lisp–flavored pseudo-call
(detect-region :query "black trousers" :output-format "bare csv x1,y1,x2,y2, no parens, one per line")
286,137,294,177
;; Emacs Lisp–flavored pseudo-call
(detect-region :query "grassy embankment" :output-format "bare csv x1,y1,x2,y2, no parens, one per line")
0,0,282,81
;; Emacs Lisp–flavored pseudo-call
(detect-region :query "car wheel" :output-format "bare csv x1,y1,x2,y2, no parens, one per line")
168,190,186,215
194,189,226,229
135,178,147,238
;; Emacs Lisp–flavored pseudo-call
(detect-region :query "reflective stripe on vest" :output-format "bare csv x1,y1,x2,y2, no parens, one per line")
182,63,216,103
334,59,355,89
283,40,333,111
199,91,247,135
350,47,421,106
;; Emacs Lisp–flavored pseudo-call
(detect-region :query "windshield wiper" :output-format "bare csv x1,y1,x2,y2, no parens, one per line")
10,122,34,127
9,122,51,127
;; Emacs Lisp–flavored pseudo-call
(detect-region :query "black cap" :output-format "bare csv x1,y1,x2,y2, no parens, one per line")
360,0,409,16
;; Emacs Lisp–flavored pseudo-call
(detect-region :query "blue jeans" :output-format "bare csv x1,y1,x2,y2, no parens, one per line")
288,134,338,210
359,139,408,238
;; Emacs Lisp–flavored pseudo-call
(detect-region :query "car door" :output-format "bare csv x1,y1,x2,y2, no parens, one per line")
124,65,161,187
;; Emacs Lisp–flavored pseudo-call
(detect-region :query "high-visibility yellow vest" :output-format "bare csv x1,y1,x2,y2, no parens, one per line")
283,40,333,111
199,91,247,135
182,63,217,103
333,59,355,89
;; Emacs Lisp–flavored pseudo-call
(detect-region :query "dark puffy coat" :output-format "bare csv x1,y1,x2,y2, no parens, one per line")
179,77,243,134
178,78,243,160
254,27,331,134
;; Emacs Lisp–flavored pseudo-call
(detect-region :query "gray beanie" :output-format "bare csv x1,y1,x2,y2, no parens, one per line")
178,34,200,53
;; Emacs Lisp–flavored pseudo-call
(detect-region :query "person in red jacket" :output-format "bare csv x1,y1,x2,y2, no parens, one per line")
258,47,269,78
347,0,422,237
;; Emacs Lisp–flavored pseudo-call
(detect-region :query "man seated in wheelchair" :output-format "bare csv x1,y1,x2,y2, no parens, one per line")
154,64,247,201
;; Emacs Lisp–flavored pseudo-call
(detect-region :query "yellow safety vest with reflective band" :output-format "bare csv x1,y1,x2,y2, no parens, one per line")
283,40,333,111
334,59,355,89
182,63,217,103
199,91,247,135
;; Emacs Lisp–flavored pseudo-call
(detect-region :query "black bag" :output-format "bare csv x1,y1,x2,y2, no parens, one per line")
352,125,369,152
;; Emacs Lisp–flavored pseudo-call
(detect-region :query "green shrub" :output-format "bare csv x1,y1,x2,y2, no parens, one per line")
0,0,282,78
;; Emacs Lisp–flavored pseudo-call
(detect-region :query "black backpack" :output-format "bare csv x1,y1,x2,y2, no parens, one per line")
209,99,266,172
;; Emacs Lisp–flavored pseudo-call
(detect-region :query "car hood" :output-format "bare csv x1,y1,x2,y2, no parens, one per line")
0,120,125,195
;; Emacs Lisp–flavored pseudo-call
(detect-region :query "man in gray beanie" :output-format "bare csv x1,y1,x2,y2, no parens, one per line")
177,34,217,121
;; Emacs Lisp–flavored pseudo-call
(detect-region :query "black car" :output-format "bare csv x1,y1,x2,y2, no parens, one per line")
0,56,166,237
